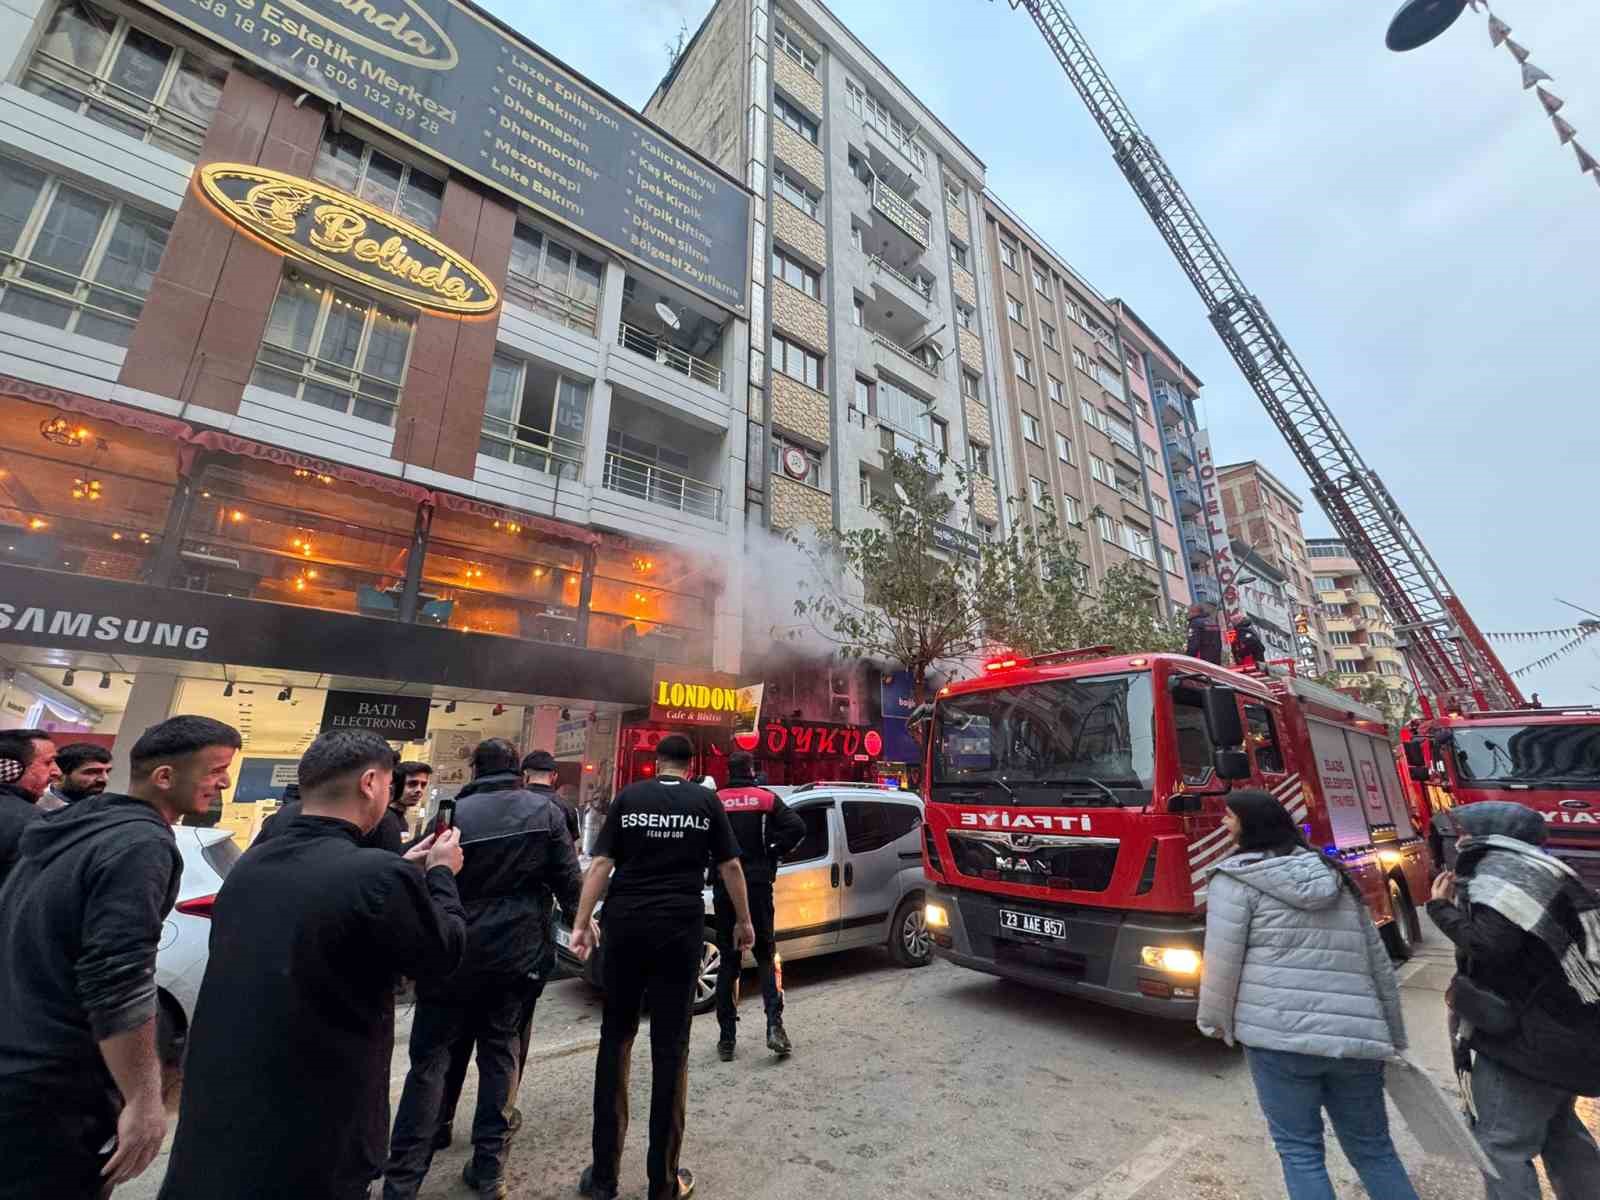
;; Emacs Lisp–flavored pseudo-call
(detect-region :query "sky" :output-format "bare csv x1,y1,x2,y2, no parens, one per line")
483,0,1600,704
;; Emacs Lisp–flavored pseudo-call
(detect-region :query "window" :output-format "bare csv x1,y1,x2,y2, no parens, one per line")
1161,545,1178,573
1127,523,1154,561
999,237,1018,271
845,81,925,169
313,129,443,230
771,333,823,389
1245,705,1286,773
1040,320,1057,350
1377,662,1402,677
1063,297,1085,327
1022,412,1041,444
1081,399,1104,432
969,443,991,477
978,520,997,542
1061,494,1081,525
950,240,968,269
506,223,602,331
1005,295,1025,324
1047,375,1064,405
772,246,821,299
1071,346,1089,373
1055,432,1073,464
773,25,818,76
23,0,224,161
1097,512,1119,544
1329,631,1354,646
1337,661,1364,676
784,803,832,863
961,371,981,402
773,94,819,144
930,416,949,457
0,157,171,346
1142,444,1161,470
849,223,863,251
1308,542,1346,559
955,303,974,331
945,179,964,206
859,467,872,507
852,296,864,327
770,435,825,488
1172,684,1219,785
1133,397,1150,421
1106,413,1137,452
251,273,413,424
1315,576,1338,593
1013,349,1033,383
773,168,820,219
1029,476,1048,507
1362,605,1383,621
481,353,589,478
1151,494,1169,520
842,800,921,853
854,374,875,415
1032,267,1052,298
1319,603,1344,618
1089,455,1112,486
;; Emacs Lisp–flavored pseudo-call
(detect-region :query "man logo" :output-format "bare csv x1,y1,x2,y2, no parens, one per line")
277,0,459,71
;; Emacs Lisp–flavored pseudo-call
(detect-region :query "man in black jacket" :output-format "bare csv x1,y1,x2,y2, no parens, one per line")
0,727,57,889
713,751,805,1061
1184,604,1222,665
158,731,465,1200
1428,801,1600,1199
385,738,582,1200
0,715,239,1198
371,761,432,852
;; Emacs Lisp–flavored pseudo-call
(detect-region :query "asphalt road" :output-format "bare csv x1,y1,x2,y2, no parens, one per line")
126,936,1593,1198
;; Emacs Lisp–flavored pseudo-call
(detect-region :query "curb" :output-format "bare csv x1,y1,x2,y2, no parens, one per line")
528,1033,601,1062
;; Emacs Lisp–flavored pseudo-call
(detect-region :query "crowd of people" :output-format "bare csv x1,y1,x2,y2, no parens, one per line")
0,723,790,1200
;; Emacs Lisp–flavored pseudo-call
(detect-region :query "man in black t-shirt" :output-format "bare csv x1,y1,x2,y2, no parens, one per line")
570,735,753,1200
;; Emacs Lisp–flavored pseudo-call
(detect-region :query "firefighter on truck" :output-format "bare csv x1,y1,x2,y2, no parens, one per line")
917,648,1431,1018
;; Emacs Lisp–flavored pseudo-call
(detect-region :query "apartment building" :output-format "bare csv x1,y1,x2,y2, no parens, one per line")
0,0,772,815
1217,461,1330,670
1231,540,1298,662
1307,538,1412,693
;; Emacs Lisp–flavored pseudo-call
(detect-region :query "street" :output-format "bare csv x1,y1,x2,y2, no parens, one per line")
126,934,1593,1199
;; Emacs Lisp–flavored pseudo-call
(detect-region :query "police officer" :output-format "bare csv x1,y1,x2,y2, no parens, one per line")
384,738,581,1200
570,734,752,1200
713,751,804,1061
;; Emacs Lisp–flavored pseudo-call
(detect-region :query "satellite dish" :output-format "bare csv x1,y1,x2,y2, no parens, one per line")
893,482,912,506
654,301,681,330
1385,0,1468,51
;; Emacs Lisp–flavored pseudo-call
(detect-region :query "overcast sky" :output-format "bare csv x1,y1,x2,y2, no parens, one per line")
486,0,1600,704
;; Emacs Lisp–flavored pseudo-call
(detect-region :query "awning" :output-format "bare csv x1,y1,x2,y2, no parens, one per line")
0,374,193,441
185,430,431,504
429,490,602,546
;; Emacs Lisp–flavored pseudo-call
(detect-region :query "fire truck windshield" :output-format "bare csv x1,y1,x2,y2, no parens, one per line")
1449,724,1600,788
930,672,1155,805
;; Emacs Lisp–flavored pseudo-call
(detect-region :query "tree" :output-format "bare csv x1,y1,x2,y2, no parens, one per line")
1312,670,1419,740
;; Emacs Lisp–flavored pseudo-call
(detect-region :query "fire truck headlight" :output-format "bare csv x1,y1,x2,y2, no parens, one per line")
1141,945,1202,976
925,901,950,929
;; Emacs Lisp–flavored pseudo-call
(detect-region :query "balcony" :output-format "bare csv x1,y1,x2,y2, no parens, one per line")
503,272,598,335
1319,587,1354,605
617,323,723,389
602,450,722,521
873,178,930,246
618,274,726,389
868,255,934,309
1191,574,1222,606
869,328,941,379
1183,529,1213,563
1095,363,1127,401
1163,429,1194,470
1172,479,1203,516
603,403,725,523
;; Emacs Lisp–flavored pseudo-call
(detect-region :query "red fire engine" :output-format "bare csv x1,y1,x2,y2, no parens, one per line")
919,648,1430,1017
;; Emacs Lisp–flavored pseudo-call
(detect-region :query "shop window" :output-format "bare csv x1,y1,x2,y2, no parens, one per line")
0,395,177,582
178,460,418,619
23,0,224,161
506,222,602,332
419,507,587,642
313,129,444,230
842,800,920,854
481,353,588,479
587,542,712,666
251,272,414,425
784,804,832,863
0,155,171,347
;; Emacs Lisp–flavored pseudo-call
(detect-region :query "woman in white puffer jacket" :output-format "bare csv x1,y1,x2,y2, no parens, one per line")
1198,791,1417,1200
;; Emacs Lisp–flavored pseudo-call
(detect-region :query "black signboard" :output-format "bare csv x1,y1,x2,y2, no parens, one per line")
320,689,431,740
933,523,981,560
143,0,751,312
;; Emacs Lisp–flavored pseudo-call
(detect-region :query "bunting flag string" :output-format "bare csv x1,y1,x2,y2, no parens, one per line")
1577,143,1600,175
1487,624,1598,643
1537,86,1564,116
1487,15,1512,47
1475,4,1595,191
1511,625,1600,678
1554,115,1578,146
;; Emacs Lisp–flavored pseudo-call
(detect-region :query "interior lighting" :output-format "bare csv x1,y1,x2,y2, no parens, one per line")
40,417,91,447
230,510,246,523
28,518,47,531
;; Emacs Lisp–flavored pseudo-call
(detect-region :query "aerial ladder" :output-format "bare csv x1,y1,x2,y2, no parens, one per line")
1005,0,1524,716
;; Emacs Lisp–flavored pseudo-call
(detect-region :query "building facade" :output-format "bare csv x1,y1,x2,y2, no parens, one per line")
1230,541,1298,663
0,0,771,827
1307,537,1412,694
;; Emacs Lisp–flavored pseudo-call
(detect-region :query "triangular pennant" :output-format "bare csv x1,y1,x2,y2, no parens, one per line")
1554,115,1577,145
1521,62,1553,90
1505,38,1530,63
1488,15,1511,47
1537,87,1565,115
1576,142,1599,175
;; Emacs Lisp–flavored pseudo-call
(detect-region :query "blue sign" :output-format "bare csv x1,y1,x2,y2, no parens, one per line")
879,672,921,764
233,757,302,803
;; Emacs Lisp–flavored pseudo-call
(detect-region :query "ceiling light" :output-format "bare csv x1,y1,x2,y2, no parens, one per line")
98,672,111,689
63,669,76,686
278,687,293,702
445,700,457,714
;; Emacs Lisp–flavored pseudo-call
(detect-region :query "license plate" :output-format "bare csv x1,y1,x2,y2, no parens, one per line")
999,910,1066,940
556,926,571,949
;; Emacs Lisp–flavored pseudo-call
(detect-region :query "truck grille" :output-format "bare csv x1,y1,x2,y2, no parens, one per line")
946,832,1118,893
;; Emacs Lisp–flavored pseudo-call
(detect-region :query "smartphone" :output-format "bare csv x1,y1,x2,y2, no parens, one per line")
433,796,456,836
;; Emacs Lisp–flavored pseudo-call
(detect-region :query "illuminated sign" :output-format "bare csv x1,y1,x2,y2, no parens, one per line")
760,721,873,760
198,164,498,315
649,665,742,727
144,0,752,312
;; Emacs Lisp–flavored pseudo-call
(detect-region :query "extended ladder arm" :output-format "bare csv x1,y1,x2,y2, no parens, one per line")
1009,0,1523,712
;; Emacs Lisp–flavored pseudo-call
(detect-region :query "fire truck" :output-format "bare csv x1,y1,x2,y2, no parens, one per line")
919,648,1430,1017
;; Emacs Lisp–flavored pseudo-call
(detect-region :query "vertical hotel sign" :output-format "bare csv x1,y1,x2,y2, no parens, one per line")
139,0,751,312
1193,431,1243,636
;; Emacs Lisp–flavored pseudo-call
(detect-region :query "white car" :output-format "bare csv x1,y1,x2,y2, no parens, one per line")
155,826,239,1063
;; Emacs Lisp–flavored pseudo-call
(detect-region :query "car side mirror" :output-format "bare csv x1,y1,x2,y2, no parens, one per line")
1214,748,1252,781
1202,686,1245,747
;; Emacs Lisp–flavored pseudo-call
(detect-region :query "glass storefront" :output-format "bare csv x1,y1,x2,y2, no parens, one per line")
421,507,587,642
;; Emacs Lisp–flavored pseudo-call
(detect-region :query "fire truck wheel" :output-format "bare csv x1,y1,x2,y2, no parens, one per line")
889,895,933,968
1381,878,1417,963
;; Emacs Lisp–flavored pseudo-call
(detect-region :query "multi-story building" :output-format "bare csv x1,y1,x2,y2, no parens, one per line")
1307,537,1412,694
0,0,775,825
1231,541,1298,663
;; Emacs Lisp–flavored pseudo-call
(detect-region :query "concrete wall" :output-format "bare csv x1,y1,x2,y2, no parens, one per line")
642,0,748,178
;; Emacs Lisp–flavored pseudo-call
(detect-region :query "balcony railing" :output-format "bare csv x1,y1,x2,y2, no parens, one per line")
871,178,930,247
1163,429,1194,468
1104,420,1139,455
479,417,585,480
868,255,932,301
24,50,216,161
1172,480,1203,515
1096,365,1127,401
870,330,939,378
603,450,723,521
617,322,723,389
503,272,599,335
